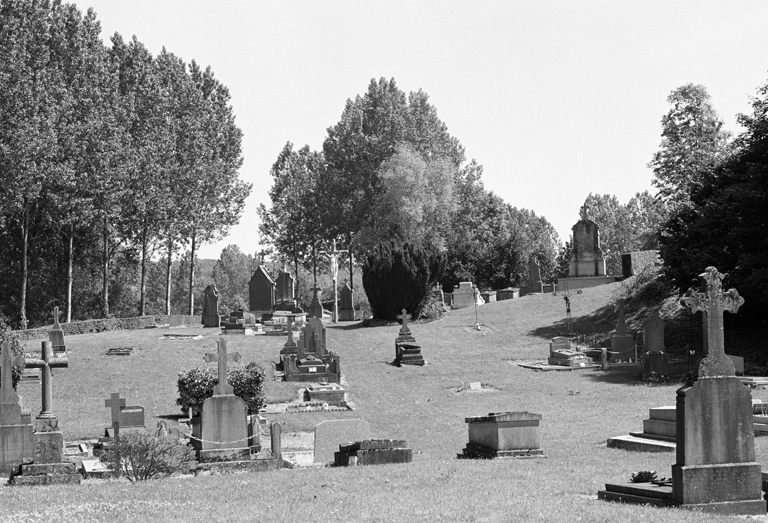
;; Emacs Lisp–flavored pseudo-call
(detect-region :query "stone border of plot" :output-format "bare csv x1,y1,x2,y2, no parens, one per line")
12,315,202,341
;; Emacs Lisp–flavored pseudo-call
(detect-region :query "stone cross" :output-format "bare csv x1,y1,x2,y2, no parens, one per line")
105,392,126,439
49,306,66,353
25,341,69,431
680,266,744,378
284,320,297,349
397,309,412,336
203,338,241,395
0,341,25,405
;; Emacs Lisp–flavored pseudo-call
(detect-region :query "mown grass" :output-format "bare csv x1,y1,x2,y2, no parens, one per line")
2,282,768,522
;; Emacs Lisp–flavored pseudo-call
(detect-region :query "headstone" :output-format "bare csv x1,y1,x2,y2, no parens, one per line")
334,439,412,466
610,304,634,362
270,422,281,460
0,341,34,474
220,309,257,335
599,267,765,514
308,283,323,319
527,256,543,294
9,341,81,485
248,266,275,313
641,309,668,378
280,317,341,383
201,284,221,328
274,269,296,308
103,393,145,438
394,309,425,366
314,419,370,464
338,283,355,321
568,219,606,277
451,282,482,309
194,338,249,462
671,267,764,513
458,411,545,459
49,306,66,354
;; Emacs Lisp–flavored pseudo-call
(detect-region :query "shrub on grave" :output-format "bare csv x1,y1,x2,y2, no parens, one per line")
362,241,445,321
177,362,266,416
0,315,23,389
101,431,196,481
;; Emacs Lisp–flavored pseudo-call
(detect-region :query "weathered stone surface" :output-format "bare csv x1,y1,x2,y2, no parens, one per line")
33,430,64,464
459,411,544,459
568,219,606,277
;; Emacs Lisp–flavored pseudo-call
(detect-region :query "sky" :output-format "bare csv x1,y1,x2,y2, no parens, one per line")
71,0,768,259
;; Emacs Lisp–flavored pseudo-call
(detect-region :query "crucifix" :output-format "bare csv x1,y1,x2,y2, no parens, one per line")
397,308,412,336
0,341,26,407
104,392,126,440
25,341,69,431
680,266,744,378
319,240,349,323
203,338,241,395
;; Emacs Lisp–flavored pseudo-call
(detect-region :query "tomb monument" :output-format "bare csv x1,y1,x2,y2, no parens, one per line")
557,218,615,292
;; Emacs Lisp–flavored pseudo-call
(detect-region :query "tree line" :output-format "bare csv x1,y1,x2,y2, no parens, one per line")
0,0,250,328
258,78,561,297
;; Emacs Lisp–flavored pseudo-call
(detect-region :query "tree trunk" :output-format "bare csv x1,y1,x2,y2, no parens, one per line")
19,207,29,329
102,217,110,318
66,223,73,322
188,231,196,315
165,234,173,315
139,226,148,316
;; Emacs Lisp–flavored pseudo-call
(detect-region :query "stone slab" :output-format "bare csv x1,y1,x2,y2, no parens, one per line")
314,419,371,464
642,418,676,438
606,434,675,452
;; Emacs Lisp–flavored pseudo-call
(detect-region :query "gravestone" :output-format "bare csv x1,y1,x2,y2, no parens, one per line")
547,336,590,367
193,338,250,462
10,341,81,485
280,317,341,383
249,266,275,313
49,306,66,354
201,284,221,328
220,309,257,335
568,219,606,276
338,283,355,321
274,269,296,309
557,218,614,291
0,341,34,474
451,282,482,309
610,304,634,362
641,309,668,378
314,419,371,464
334,440,412,466
394,309,424,366
599,267,765,514
496,288,520,301
526,256,543,294
305,383,346,403
458,411,544,459
103,393,146,438
308,283,323,319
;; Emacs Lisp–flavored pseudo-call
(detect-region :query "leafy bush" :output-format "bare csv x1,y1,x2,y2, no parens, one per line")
177,362,266,416
362,241,445,321
0,315,22,389
101,431,195,481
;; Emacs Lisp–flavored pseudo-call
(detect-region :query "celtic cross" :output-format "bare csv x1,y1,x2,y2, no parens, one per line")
680,266,744,378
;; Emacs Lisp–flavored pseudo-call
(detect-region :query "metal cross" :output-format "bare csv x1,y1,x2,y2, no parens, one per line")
203,338,241,395
680,266,744,377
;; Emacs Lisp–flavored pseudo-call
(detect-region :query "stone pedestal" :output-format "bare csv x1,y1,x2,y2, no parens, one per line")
196,394,250,462
610,333,634,361
395,343,425,366
305,383,346,403
0,420,34,474
458,411,544,459
10,462,82,486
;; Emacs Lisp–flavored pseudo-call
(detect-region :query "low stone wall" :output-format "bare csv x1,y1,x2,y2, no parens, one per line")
13,314,202,341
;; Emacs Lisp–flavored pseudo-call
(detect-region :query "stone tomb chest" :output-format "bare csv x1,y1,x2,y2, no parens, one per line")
547,336,591,367
458,411,544,459
334,439,413,467
305,383,346,403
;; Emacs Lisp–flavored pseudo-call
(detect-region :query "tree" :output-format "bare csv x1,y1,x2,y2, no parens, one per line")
362,241,445,320
258,142,325,288
212,244,253,312
357,144,456,250
649,83,731,207
0,0,60,327
659,78,768,314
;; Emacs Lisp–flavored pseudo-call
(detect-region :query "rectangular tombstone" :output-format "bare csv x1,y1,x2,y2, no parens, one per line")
248,266,275,313
496,288,519,301
305,383,346,403
451,282,480,309
334,439,412,467
198,394,250,462
459,411,544,459
119,406,145,428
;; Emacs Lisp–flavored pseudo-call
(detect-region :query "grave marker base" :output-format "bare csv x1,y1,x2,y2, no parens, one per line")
457,441,545,459
9,462,82,486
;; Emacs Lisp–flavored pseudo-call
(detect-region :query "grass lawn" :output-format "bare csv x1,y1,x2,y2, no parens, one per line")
2,281,768,522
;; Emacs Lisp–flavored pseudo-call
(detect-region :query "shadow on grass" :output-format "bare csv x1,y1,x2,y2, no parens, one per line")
580,365,689,387
529,304,616,341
